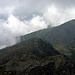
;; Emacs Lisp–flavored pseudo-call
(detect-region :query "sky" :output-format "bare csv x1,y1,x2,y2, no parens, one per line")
0,0,75,48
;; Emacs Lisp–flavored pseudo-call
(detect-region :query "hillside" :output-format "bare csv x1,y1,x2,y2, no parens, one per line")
0,38,75,75
20,19,75,60
21,19,75,47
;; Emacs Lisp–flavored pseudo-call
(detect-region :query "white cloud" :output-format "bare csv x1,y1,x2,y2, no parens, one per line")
0,0,75,49
6,14,47,35
43,4,61,26
43,4,75,27
0,8,48,48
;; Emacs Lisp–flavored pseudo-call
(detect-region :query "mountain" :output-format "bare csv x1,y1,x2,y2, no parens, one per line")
0,38,75,75
0,38,59,64
20,19,75,61
0,38,58,74
20,19,75,48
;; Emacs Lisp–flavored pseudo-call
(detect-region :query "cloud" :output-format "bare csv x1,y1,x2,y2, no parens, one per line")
43,4,75,26
0,0,75,48
6,14,47,35
0,7,47,48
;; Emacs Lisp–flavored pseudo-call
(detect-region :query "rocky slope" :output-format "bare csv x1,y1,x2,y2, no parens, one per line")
0,38,75,75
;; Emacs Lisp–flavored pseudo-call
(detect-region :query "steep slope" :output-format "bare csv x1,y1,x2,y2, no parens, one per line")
0,38,59,64
20,19,75,57
0,38,75,75
0,38,59,73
